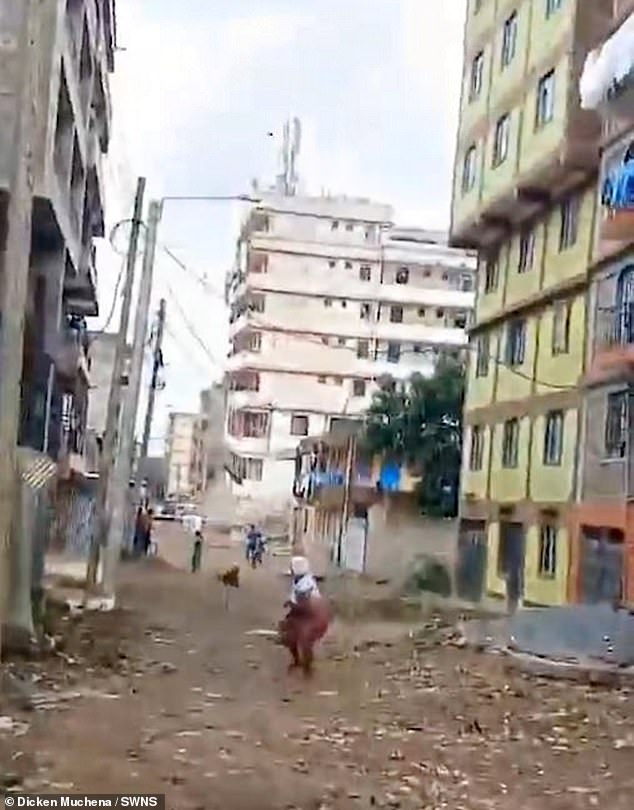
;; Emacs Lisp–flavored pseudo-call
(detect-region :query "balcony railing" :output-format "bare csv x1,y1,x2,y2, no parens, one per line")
596,304,634,350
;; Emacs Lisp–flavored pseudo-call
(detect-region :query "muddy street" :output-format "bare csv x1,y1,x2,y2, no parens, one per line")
1,523,633,810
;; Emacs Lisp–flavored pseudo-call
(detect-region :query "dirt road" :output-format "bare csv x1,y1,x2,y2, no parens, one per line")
1,523,634,809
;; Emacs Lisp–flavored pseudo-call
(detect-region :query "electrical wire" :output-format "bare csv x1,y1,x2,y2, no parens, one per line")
165,282,224,368
164,322,218,378
91,255,126,335
160,244,225,299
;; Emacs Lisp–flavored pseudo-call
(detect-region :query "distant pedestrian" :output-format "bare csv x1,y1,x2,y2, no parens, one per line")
144,508,154,555
185,513,204,573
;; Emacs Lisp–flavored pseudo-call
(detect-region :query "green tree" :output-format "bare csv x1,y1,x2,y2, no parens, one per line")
362,356,465,517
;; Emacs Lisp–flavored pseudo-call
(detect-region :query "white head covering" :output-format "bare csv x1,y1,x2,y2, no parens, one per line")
291,556,310,576
294,574,316,597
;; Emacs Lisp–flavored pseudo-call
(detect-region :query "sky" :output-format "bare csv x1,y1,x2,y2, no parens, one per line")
93,0,467,455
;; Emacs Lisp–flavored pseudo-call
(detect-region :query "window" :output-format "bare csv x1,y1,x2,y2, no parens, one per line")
345,222,354,231
331,220,339,231
243,411,269,439
436,308,445,319
539,525,557,578
390,305,403,323
454,312,467,329
341,299,347,309
333,376,343,385
559,195,579,251
501,12,517,68
359,265,371,282
605,391,628,459
353,379,366,397
360,302,371,320
476,334,490,377
321,336,330,346
418,307,426,317
543,410,564,465
232,454,264,482
469,425,485,471
249,294,265,313
317,375,327,384
337,336,346,346
461,274,474,291
328,260,336,269
462,145,477,193
345,261,352,270
357,339,369,359
291,414,309,436
387,342,401,363
545,0,562,19
396,266,409,284
244,458,263,481
502,418,519,468
248,332,262,352
473,0,482,12
536,69,555,128
518,228,535,273
470,51,484,100
324,298,333,308
506,319,526,366
492,114,510,167
552,301,571,355
413,343,422,354
484,255,499,293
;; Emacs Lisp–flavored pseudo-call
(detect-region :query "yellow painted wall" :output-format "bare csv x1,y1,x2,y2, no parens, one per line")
461,424,491,499
476,247,507,322
481,106,521,207
460,43,492,136
489,416,530,502
465,0,496,47
523,524,570,605
529,407,577,502
452,138,485,227
534,293,585,394
488,1,531,114
486,521,505,595
504,221,545,307
542,187,596,289
518,55,569,178
494,315,536,402
526,0,574,73
465,328,499,410
485,520,570,605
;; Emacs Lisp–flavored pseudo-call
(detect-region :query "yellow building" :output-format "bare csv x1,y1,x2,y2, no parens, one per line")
450,0,611,605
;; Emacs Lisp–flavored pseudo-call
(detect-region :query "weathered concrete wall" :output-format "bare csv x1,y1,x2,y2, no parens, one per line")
366,495,457,585
465,604,634,666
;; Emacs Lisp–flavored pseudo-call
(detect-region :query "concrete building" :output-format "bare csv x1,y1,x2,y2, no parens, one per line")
1,1,115,469
165,412,206,498
291,428,457,584
199,383,224,482
225,192,476,524
451,0,611,606
572,3,634,604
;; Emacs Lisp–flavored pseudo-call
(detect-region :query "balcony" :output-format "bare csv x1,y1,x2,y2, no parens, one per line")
590,304,634,381
54,325,91,390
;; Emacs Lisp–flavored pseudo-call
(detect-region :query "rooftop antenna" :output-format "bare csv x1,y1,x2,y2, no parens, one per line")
275,117,301,196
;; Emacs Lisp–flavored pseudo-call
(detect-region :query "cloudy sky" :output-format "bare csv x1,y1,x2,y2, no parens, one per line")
94,0,467,455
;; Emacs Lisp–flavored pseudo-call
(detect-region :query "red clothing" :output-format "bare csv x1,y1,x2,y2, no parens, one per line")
279,596,330,661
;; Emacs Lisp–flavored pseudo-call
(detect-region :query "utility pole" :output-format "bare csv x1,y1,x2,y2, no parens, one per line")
0,0,39,647
140,298,166,459
102,199,161,599
86,177,146,590
337,434,356,567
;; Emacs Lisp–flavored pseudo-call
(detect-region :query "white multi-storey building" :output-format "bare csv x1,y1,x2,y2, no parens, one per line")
224,193,476,522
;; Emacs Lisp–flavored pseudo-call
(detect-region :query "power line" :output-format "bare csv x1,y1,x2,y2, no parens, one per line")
93,255,126,335
160,243,224,299
165,282,223,368
164,322,218,378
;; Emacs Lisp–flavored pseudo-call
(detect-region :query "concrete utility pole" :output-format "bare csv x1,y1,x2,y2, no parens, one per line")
102,199,161,599
0,0,39,648
86,177,146,590
140,297,166,459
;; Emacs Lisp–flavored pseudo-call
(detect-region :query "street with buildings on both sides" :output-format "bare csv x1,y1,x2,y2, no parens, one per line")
3,0,634,807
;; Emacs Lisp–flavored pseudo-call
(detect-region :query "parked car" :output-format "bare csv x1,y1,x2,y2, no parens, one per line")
155,502,176,520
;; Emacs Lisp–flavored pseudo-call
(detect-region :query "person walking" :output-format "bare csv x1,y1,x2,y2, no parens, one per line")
186,512,204,573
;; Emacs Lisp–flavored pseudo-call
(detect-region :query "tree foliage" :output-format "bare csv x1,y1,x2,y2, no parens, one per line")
361,356,465,517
